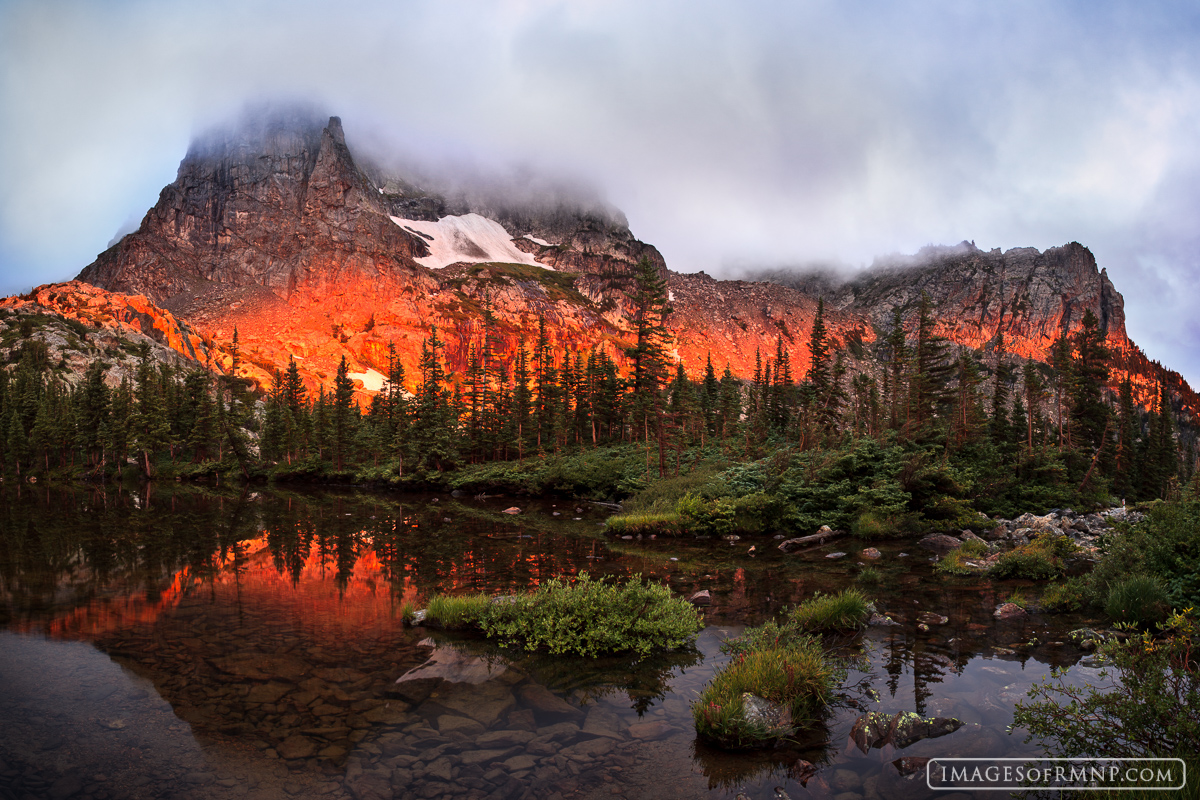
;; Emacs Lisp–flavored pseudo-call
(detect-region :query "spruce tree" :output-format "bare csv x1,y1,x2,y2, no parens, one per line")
624,257,673,443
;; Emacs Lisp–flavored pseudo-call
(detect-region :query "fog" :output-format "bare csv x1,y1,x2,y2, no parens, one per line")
2,0,1199,382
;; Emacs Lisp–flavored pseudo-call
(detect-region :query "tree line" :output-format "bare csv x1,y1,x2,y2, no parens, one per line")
0,258,1192,506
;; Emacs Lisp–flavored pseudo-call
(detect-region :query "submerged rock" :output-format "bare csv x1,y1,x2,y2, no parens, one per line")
891,712,963,748
918,534,962,554
849,711,963,751
501,507,521,514
850,711,894,752
993,603,1027,620
861,547,882,559
917,612,949,626
893,756,932,778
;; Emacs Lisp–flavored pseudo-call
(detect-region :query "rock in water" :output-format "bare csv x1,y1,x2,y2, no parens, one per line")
501,507,521,514
993,603,1027,620
739,693,795,740
687,590,712,606
918,534,963,553
890,712,963,749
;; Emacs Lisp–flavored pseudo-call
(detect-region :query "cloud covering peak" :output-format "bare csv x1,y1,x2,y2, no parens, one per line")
2,0,1200,381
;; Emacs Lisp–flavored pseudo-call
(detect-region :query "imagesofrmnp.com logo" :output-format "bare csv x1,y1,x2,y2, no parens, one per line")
927,758,1186,791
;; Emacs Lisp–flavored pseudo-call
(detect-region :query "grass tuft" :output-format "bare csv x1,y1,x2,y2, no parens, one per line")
693,641,836,749
788,588,872,632
424,594,491,629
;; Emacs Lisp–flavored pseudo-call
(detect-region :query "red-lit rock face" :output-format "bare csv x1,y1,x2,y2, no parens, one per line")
60,111,1196,418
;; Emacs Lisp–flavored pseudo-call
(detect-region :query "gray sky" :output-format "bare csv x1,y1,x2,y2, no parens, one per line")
2,0,1199,384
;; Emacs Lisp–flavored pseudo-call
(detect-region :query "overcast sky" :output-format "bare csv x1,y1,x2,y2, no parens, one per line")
2,0,1200,383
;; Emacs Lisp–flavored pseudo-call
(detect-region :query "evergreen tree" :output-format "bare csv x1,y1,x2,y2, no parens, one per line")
1070,309,1111,453
910,292,953,435
700,353,719,439
75,360,110,467
989,333,1011,446
512,339,533,457
885,307,909,430
624,257,673,443
332,356,358,471
1113,377,1136,500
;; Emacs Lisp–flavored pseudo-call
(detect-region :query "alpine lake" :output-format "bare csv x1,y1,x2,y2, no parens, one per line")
0,484,1108,800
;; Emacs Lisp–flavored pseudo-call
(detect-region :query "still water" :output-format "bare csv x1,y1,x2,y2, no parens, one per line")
0,484,1105,800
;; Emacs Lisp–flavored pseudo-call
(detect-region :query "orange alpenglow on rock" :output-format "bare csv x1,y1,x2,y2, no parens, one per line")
3,108,1182,419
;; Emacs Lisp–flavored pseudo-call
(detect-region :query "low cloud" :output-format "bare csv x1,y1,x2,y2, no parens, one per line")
2,0,1199,382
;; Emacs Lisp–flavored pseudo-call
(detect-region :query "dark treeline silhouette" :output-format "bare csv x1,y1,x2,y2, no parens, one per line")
1,259,1194,508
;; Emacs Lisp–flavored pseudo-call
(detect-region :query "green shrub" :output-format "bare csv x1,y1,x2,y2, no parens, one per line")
1040,577,1088,612
989,535,1074,580
675,492,735,537
605,512,684,537
693,641,836,749
424,594,491,629
621,466,725,514
851,510,904,538
1106,576,1169,628
788,588,872,632
478,573,702,658
400,600,417,625
935,539,990,576
857,566,882,585
1013,610,1200,759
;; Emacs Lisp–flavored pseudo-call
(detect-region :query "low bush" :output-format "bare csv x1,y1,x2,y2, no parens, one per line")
935,539,990,576
989,534,1075,580
1105,576,1170,628
1040,577,1088,612
788,588,872,632
850,510,912,538
857,566,882,585
478,573,702,658
675,493,736,537
693,641,836,749
1013,609,1200,759
605,512,684,537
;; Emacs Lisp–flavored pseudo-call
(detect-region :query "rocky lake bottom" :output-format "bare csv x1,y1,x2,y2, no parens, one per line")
0,486,1110,800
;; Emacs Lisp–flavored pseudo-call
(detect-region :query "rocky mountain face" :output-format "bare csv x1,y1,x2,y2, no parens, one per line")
0,282,233,388
65,110,1197,420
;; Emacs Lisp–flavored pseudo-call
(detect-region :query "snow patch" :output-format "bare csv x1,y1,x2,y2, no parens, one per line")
348,368,387,393
390,213,550,270
524,234,552,247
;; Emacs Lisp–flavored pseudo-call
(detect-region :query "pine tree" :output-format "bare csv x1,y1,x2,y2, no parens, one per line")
700,353,719,439
1113,377,1136,500
332,356,358,471
512,339,533,458
910,292,953,435
885,307,909,430
624,257,673,443
719,364,741,440
75,360,109,467
131,355,171,477
989,333,1011,446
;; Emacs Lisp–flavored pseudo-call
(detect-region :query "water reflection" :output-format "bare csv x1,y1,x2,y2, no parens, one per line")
0,484,1111,799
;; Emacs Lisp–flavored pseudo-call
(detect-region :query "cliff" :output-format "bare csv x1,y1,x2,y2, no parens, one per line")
67,110,1197,420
